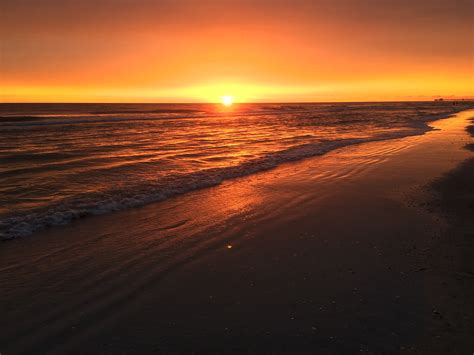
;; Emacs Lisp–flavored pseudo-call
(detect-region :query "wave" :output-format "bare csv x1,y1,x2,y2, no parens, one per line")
0,114,205,128
0,116,54,122
0,126,431,241
0,109,280,128
88,108,206,115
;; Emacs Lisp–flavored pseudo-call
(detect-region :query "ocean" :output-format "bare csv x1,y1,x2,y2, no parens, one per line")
0,102,468,240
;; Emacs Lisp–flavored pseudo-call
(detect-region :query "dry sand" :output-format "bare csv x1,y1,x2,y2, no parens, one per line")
1,110,473,355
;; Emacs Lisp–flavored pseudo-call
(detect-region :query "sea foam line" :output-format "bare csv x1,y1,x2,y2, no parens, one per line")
0,125,435,241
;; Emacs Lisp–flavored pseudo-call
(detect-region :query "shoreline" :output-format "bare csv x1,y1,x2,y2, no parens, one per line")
0,109,473,354
2,105,471,241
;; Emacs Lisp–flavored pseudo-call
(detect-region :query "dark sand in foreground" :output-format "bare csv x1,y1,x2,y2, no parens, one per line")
1,110,473,354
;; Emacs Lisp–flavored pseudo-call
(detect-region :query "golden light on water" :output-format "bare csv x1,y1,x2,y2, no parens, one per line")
221,96,234,107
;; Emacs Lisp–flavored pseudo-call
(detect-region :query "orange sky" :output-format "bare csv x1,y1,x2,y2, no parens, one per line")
1,0,473,102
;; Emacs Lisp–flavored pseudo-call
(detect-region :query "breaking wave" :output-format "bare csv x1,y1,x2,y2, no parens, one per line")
1,127,430,240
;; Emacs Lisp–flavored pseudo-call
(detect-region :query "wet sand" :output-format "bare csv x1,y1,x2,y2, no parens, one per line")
419,118,474,354
1,110,473,354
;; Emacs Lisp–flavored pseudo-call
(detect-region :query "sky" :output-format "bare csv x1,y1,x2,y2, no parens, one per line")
1,0,473,103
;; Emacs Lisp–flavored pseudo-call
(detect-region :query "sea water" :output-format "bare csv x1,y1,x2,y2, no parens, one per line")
0,102,469,239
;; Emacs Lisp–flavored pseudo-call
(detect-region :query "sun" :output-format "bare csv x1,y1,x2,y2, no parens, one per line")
221,95,234,107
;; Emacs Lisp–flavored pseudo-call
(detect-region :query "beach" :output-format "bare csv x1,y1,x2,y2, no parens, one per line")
1,108,473,354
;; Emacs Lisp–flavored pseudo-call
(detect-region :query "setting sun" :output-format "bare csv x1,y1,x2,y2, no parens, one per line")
221,96,234,106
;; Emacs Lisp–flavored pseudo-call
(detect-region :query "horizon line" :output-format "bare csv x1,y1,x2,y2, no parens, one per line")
2,98,474,105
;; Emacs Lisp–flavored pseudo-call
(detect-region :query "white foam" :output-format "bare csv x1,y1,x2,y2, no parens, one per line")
0,126,432,241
